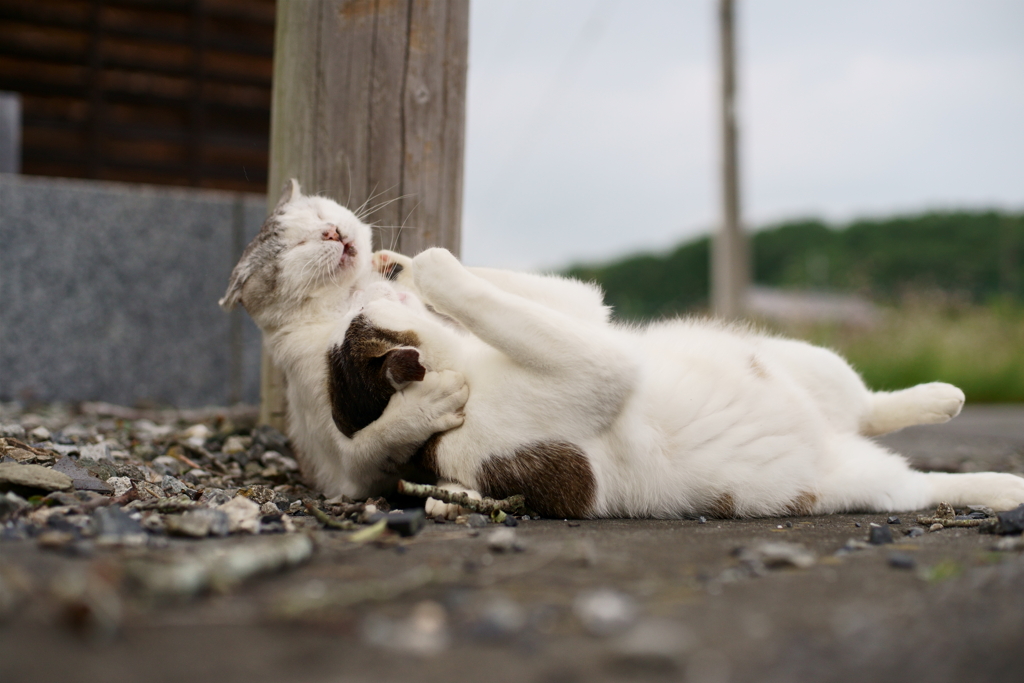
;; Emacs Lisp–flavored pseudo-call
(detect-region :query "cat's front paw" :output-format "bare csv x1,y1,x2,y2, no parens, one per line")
980,473,1024,511
399,369,469,437
372,249,414,285
425,483,483,520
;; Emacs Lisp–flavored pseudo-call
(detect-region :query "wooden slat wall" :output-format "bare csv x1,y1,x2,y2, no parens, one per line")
0,0,274,192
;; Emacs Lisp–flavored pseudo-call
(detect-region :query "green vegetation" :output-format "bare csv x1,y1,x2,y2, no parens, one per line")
565,211,1024,322
563,210,1024,402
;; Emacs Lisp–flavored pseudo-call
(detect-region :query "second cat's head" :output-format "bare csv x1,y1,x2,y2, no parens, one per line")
219,179,373,327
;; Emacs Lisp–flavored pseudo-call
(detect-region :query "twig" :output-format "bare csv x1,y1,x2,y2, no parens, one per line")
916,515,995,528
305,502,356,531
397,480,525,515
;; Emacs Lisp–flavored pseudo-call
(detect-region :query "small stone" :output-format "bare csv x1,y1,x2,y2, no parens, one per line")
151,456,184,476
52,456,112,493
487,527,523,553
181,424,212,448
741,541,816,569
0,491,29,520
967,505,996,518
854,522,861,528
92,507,147,546
992,504,1024,536
260,450,299,472
466,513,489,529
165,508,230,538
905,527,925,538
887,516,901,525
0,424,26,440
785,521,793,528
199,488,232,507
160,475,188,496
697,516,707,525
221,435,249,455
385,509,426,537
868,524,894,545
521,515,531,521
105,476,133,498
79,443,112,461
888,552,916,570
28,426,51,442
929,523,944,532
567,521,581,527
503,515,518,527
219,495,261,534
240,484,276,506
574,589,637,636
37,530,76,549
0,462,73,495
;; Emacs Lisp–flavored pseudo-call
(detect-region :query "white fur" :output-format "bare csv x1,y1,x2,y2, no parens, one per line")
354,248,1024,516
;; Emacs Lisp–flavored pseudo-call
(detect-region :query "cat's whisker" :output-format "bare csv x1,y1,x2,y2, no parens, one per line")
353,184,398,220
359,193,412,222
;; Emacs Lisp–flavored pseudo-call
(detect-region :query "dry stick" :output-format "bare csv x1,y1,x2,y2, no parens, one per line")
397,480,525,515
304,501,356,531
915,515,995,528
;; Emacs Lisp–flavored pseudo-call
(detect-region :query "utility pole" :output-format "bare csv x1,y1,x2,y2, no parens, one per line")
712,0,749,319
259,0,469,430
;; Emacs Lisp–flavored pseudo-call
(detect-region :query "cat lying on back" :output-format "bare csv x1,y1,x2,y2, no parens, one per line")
328,247,1024,518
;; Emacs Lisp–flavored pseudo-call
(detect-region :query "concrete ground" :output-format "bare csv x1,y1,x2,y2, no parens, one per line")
2,405,1024,683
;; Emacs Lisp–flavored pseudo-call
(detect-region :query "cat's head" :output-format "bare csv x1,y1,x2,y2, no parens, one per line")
219,179,373,327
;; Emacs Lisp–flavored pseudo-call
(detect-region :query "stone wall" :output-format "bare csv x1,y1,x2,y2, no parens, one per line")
0,174,266,407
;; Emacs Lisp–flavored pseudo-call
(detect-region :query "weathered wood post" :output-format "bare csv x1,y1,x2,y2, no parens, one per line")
259,0,469,429
712,0,749,319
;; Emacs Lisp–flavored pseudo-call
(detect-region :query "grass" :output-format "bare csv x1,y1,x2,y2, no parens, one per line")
761,299,1024,403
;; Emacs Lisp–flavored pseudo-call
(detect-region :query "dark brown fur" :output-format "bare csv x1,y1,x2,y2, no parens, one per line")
477,441,596,519
705,492,736,519
327,314,424,438
784,491,818,516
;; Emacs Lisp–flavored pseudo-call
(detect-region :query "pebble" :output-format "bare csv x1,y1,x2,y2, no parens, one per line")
993,504,1024,535
486,527,523,553
160,475,188,496
28,426,51,442
383,509,426,537
698,516,707,525
165,508,230,538
92,506,147,546
608,618,694,675
151,456,184,476
905,527,925,538
887,516,901,525
888,552,916,570
0,424,26,440
740,541,816,569
868,524,894,545
0,462,74,494
79,443,112,461
470,595,527,639
929,523,944,532
260,450,299,472
105,476,133,498
502,515,518,527
218,495,262,534
0,491,29,520
221,435,249,456
467,513,489,529
52,456,112,493
574,589,638,636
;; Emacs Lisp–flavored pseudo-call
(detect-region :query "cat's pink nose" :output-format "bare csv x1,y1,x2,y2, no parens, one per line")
322,227,342,242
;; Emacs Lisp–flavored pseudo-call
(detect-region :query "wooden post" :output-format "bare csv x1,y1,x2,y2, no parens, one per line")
712,0,749,319
259,0,469,429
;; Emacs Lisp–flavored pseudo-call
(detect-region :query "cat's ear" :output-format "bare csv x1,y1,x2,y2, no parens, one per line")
218,259,250,311
273,178,302,213
383,347,426,388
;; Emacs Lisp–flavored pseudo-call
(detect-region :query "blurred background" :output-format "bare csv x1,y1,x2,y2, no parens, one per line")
1,0,1022,406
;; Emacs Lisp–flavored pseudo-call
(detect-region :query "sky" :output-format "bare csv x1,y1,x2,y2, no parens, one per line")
459,0,1024,271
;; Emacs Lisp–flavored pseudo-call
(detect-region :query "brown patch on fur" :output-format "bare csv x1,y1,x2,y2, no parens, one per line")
749,355,769,379
327,314,424,437
704,493,736,519
407,436,440,479
476,441,596,519
784,491,818,517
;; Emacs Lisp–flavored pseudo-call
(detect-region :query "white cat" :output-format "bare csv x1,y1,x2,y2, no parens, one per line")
331,247,1024,518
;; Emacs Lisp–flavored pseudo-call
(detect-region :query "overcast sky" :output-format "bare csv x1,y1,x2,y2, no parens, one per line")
459,0,1024,271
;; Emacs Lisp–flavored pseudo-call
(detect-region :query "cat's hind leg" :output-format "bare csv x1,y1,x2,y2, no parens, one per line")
815,434,1024,512
861,382,965,436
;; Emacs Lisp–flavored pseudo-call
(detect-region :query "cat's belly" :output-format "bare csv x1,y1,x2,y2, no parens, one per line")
586,328,835,517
